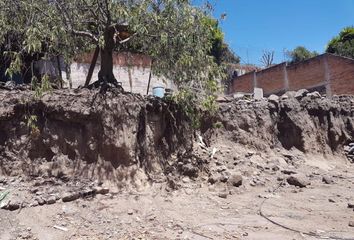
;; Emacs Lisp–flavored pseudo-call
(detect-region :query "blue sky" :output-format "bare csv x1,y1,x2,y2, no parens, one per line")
194,0,354,66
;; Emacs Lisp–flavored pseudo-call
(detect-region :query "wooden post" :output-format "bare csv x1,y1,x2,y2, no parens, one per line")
146,60,154,95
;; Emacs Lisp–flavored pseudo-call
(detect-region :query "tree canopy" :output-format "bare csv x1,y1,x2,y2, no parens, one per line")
204,17,239,65
0,0,224,97
286,46,318,64
326,26,354,59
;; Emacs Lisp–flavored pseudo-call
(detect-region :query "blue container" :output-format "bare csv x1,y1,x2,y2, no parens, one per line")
153,86,165,98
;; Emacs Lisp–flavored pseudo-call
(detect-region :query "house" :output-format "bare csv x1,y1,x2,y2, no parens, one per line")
230,53,354,97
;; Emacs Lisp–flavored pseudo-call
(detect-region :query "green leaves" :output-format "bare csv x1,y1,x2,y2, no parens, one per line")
287,46,318,64
4,52,22,78
24,27,43,53
326,26,354,59
0,0,225,116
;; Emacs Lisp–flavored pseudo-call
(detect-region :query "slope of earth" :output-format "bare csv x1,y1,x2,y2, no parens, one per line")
0,89,353,240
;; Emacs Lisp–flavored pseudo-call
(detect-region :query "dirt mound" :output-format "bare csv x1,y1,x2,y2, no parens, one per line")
0,90,354,239
203,94,354,155
0,89,353,187
0,89,192,186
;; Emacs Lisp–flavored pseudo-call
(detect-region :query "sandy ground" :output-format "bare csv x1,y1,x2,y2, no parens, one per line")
0,153,354,240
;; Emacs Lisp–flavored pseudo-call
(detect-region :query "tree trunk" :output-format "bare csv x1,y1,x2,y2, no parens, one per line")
98,29,116,83
85,45,100,87
56,56,63,88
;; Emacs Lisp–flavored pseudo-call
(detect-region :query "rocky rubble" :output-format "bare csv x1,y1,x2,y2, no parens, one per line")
0,175,110,211
344,142,354,162
211,90,354,155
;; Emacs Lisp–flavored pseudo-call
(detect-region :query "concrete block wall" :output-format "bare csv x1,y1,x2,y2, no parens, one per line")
231,53,354,96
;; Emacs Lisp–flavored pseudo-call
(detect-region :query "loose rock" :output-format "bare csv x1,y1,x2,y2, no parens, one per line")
286,174,310,188
295,89,309,100
95,187,109,195
218,192,228,199
181,163,199,178
322,176,334,184
282,169,297,175
228,174,243,187
46,196,56,205
268,94,279,103
2,201,20,211
307,91,321,99
62,192,80,202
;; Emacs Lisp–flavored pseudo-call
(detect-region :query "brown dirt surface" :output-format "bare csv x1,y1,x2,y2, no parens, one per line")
0,89,353,240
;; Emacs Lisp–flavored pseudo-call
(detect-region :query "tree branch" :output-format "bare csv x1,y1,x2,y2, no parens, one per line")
72,30,99,43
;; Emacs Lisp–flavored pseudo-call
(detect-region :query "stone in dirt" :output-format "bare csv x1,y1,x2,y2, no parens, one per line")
228,174,243,187
219,174,229,183
218,192,228,199
349,221,354,227
181,163,198,178
286,174,310,188
62,192,80,202
208,175,217,184
281,169,297,175
307,91,321,99
3,202,21,211
283,91,296,99
268,94,279,103
295,89,309,100
322,176,334,184
46,196,56,205
348,203,354,209
95,187,110,195
37,198,46,206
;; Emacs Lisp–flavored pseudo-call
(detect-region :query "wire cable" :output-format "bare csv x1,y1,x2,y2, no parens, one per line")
258,182,354,240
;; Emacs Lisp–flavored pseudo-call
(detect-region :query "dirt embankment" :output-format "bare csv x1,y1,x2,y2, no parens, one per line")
0,89,353,184
204,94,354,156
0,89,192,186
0,89,354,240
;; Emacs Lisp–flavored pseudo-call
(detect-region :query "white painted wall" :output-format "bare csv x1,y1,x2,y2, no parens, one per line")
69,63,175,95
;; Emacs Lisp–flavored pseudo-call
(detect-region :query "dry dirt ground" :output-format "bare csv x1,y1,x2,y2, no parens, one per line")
1,144,354,240
0,90,353,239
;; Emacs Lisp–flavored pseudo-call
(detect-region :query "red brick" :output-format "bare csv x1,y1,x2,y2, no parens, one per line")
231,54,354,96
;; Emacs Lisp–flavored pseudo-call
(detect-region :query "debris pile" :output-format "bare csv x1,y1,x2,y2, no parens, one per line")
0,175,110,211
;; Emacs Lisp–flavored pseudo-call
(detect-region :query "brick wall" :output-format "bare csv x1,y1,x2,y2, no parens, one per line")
232,71,254,93
231,53,354,96
256,63,286,94
287,56,326,91
328,55,354,95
